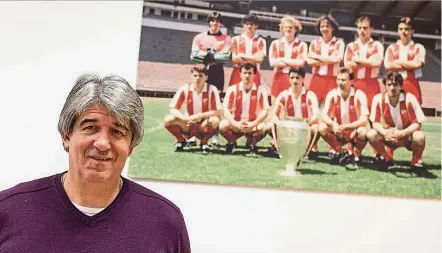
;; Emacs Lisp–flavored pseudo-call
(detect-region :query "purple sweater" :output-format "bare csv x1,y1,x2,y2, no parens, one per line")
0,173,191,253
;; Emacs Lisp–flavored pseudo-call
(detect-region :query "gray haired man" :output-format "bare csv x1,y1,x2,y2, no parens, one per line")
0,74,191,252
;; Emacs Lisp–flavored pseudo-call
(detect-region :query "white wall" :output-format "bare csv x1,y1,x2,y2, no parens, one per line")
0,2,440,253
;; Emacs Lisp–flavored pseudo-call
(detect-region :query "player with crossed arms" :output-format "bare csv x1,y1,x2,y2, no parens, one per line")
164,65,222,154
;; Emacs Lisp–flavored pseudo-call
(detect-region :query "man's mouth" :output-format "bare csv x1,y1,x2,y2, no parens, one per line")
89,156,112,161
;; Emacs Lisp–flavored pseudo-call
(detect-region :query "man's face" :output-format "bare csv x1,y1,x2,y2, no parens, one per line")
357,20,372,41
209,19,221,33
337,72,352,91
289,72,303,87
240,67,255,84
243,21,258,34
385,79,402,97
281,22,296,37
62,104,133,183
320,19,334,38
398,23,413,41
191,70,207,86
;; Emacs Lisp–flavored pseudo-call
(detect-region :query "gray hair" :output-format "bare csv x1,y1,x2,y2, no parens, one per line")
58,73,144,148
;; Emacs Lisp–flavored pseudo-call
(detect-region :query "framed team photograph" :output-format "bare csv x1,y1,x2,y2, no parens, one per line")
129,0,441,199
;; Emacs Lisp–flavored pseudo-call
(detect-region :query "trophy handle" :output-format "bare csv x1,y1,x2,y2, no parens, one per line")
305,124,319,156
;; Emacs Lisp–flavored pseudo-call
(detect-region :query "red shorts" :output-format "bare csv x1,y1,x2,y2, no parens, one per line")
308,75,337,105
229,66,261,87
336,129,354,144
353,78,381,110
403,76,422,105
385,136,413,150
271,72,290,97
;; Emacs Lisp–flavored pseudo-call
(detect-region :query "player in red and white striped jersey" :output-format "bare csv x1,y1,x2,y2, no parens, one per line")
229,14,266,87
164,65,222,154
319,67,369,167
307,15,345,106
268,15,308,104
384,17,426,105
220,63,270,155
368,71,426,177
264,68,320,159
344,16,383,110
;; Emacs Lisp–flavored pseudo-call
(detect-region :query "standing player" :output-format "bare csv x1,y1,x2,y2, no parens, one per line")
220,63,270,155
268,15,308,104
229,14,266,87
368,71,426,177
190,12,231,148
344,16,384,109
307,15,345,107
265,68,320,158
319,67,369,166
164,65,222,154
384,17,426,105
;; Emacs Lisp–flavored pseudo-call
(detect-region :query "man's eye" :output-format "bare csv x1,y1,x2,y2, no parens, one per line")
112,129,125,137
84,125,96,131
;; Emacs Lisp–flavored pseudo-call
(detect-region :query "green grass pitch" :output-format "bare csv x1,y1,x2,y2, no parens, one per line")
129,100,441,199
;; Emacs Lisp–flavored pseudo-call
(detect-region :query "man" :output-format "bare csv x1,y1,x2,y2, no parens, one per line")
368,71,426,177
344,16,384,110
0,74,190,252
319,67,369,167
265,67,320,159
190,12,231,149
384,17,426,105
268,15,307,104
220,63,270,155
307,15,345,107
164,64,222,154
229,14,266,87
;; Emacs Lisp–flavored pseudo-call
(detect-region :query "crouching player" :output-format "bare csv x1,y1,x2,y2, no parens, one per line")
368,71,426,176
164,65,222,154
220,63,270,155
319,67,369,167
264,67,320,158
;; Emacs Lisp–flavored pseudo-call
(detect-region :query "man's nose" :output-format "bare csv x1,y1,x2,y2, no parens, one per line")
93,131,111,151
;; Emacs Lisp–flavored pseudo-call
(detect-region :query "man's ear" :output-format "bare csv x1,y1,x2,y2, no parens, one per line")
128,147,134,157
61,133,70,152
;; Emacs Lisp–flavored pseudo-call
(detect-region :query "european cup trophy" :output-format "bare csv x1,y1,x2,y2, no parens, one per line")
275,118,309,176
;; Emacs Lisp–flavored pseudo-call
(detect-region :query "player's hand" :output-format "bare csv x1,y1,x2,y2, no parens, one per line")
384,128,396,142
244,121,257,132
393,129,405,139
352,56,361,63
332,123,341,134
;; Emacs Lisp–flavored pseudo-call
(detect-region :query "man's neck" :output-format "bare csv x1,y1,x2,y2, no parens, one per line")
63,172,122,209
322,35,332,43
284,35,295,43
341,88,351,100
193,82,204,93
291,86,302,98
359,37,370,44
245,32,255,39
243,81,253,91
389,94,400,107
400,38,411,46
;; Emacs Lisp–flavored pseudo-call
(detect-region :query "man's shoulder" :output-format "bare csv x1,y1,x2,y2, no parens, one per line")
0,175,56,203
125,179,182,216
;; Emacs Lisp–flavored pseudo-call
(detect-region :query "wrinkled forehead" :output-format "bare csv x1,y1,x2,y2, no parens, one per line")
77,103,130,128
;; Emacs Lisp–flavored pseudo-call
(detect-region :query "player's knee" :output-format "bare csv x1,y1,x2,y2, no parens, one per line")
357,127,368,140
309,124,319,133
412,131,425,145
367,129,379,142
163,115,176,126
208,116,220,128
318,123,329,135
218,119,230,131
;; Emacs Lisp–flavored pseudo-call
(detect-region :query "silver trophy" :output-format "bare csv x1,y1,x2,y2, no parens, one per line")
275,118,309,176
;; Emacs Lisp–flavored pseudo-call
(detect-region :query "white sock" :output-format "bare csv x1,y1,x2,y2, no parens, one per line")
211,133,219,143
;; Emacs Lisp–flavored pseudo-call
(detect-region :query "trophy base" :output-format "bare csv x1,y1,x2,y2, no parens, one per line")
279,167,302,177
